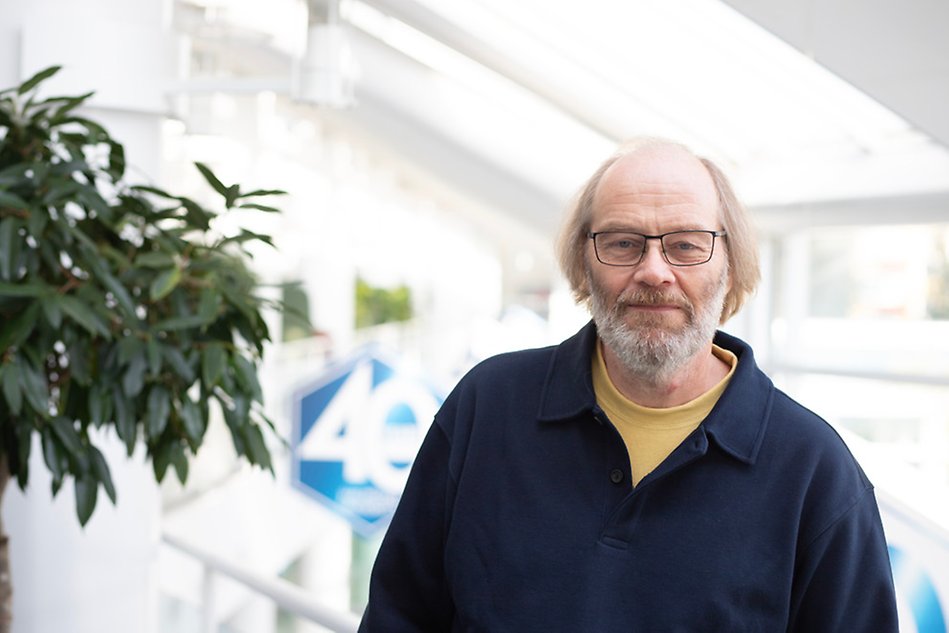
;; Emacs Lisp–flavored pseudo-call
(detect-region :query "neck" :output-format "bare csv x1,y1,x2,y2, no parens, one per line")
600,339,729,408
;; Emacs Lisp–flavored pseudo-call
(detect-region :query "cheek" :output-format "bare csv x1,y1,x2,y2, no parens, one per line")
589,267,633,301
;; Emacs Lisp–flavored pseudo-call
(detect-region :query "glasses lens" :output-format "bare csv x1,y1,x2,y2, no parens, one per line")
661,231,714,265
595,233,646,265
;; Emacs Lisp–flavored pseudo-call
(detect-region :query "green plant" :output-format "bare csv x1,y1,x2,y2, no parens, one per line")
0,66,287,629
355,277,413,328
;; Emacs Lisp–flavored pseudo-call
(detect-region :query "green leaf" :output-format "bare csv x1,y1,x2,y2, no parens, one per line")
0,217,19,280
237,203,282,214
153,314,210,332
135,251,175,269
19,359,49,413
89,445,117,504
242,424,272,471
48,92,95,121
232,355,263,403
146,338,161,376
122,354,147,397
145,385,170,438
106,140,126,180
197,287,221,321
0,190,29,209
152,442,172,482
221,395,250,454
161,346,195,383
63,116,109,140
0,302,40,352
40,294,63,328
42,180,84,205
0,164,33,187
14,419,32,488
128,185,179,203
1,363,23,414
68,339,92,385
75,474,99,526
224,185,240,208
194,162,229,198
179,397,205,443
180,198,212,231
236,188,287,198
18,66,61,95
61,295,111,337
79,189,114,221
99,270,138,322
171,443,189,484
112,388,136,456
74,245,136,319
27,207,48,235
149,266,181,301
49,416,83,457
0,282,49,298
218,229,275,248
201,344,226,387
41,428,66,482
117,336,144,365
87,385,104,426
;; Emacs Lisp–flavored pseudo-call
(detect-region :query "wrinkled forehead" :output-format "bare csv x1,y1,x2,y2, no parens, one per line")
593,146,720,217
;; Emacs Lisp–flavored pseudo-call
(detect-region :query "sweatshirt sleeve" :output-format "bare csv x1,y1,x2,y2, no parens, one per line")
358,419,455,632
787,487,899,632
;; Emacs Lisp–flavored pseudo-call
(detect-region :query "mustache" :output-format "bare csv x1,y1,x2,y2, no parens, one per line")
616,289,693,313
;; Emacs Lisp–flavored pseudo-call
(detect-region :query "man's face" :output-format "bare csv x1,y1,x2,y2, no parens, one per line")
585,145,730,382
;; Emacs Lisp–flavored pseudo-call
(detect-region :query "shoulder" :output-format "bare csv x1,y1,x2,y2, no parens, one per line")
762,388,875,543
451,344,559,396
768,388,865,476
436,345,558,428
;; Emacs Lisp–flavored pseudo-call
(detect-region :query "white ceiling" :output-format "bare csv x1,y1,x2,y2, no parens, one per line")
719,0,949,150
176,0,949,235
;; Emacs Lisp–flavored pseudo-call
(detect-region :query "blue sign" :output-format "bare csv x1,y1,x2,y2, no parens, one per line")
890,545,947,633
292,348,443,536
879,493,949,633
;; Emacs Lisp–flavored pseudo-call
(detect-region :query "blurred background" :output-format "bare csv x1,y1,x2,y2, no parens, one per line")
2,0,948,631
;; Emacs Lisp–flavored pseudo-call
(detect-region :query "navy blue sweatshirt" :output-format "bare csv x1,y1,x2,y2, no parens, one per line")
360,323,898,632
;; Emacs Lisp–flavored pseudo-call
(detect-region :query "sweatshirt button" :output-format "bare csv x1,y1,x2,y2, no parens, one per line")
609,469,624,484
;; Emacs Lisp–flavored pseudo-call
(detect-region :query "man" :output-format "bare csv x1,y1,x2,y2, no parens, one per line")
359,138,898,631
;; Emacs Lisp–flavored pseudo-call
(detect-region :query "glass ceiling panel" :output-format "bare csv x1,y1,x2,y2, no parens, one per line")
370,0,949,205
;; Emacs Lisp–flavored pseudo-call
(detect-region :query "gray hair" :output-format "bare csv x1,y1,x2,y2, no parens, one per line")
555,137,760,323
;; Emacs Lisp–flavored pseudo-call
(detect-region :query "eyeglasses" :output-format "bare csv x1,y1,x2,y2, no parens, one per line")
588,230,727,267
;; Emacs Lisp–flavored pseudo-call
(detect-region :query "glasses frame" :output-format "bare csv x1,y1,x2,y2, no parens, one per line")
587,229,727,267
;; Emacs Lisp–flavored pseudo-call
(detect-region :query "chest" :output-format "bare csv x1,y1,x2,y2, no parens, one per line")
443,417,799,631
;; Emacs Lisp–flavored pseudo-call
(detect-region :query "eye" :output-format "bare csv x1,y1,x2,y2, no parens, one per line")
666,236,703,251
603,234,643,250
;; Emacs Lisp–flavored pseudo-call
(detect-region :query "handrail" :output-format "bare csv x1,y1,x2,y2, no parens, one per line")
162,532,362,633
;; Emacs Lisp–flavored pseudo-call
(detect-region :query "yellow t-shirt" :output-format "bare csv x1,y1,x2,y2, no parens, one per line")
592,343,737,486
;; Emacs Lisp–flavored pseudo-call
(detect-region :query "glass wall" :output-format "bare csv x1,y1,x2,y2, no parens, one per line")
769,223,949,486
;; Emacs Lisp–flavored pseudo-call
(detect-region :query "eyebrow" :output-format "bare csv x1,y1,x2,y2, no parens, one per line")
592,225,708,233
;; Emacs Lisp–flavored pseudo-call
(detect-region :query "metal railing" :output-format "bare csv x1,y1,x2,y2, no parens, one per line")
162,533,362,633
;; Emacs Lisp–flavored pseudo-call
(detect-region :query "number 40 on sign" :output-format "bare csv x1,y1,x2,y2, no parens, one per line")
292,350,444,537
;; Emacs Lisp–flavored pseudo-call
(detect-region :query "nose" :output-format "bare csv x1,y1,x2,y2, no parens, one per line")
632,239,676,286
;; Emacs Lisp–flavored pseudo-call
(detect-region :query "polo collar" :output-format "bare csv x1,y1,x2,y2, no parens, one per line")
537,321,772,465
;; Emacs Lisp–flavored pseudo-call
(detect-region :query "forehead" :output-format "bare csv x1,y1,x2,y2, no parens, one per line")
591,146,720,230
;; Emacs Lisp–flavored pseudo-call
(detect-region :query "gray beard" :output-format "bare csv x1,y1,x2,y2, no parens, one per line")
589,270,729,386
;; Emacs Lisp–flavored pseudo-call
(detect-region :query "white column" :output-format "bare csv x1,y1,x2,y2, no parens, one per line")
4,433,162,633
0,1,171,632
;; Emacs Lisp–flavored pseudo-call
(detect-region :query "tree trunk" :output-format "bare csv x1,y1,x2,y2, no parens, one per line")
0,455,12,633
